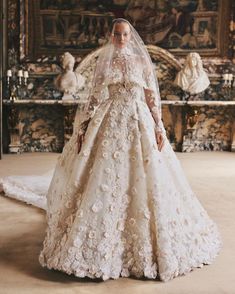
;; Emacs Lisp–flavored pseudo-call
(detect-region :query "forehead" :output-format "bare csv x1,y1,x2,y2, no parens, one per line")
113,22,130,33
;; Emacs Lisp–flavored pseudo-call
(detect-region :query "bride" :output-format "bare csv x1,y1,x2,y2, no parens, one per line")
0,18,221,282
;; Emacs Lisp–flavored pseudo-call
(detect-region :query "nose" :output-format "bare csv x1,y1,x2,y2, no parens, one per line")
120,34,124,41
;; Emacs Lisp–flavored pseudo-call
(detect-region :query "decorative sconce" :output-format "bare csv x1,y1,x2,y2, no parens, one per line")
187,109,199,129
6,69,12,85
222,73,234,100
6,69,29,100
23,70,29,85
222,73,234,88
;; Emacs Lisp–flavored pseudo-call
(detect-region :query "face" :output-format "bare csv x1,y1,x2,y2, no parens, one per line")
112,22,131,49
63,60,74,71
189,54,198,67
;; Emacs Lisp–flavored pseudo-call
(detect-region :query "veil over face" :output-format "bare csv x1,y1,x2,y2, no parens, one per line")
82,18,162,122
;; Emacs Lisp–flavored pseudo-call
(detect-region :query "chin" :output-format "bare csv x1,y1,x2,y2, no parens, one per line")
114,43,126,49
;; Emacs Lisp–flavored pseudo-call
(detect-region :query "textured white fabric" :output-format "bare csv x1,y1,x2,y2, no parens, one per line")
40,75,221,281
0,48,221,283
0,171,53,210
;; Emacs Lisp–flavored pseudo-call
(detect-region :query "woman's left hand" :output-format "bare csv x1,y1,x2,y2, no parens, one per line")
155,130,165,152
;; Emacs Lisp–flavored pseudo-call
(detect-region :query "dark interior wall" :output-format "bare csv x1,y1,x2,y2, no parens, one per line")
0,0,8,157
1,0,235,153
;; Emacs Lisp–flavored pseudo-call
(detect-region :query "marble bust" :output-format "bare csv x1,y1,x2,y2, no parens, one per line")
55,52,85,100
174,52,210,95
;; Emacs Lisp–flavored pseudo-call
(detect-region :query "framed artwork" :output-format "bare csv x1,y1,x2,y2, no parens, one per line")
20,0,231,60
125,0,231,56
25,0,123,59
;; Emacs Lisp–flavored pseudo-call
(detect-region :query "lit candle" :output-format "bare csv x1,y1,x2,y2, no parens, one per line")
228,73,233,81
7,69,12,77
18,70,23,77
23,70,29,78
225,73,229,81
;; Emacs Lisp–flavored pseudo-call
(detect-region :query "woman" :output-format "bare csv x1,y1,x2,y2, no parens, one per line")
1,19,221,282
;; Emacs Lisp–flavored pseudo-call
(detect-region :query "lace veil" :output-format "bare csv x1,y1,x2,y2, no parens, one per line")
75,18,163,133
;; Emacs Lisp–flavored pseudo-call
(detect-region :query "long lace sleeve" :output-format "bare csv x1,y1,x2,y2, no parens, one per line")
142,65,165,134
78,77,108,136
144,88,165,134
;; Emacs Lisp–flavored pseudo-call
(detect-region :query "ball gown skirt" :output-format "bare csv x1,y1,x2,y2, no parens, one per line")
0,82,221,282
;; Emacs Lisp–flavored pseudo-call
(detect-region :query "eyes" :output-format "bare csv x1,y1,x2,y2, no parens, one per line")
113,31,130,38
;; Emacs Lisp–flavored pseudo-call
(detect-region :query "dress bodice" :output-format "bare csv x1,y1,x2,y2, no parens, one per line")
106,53,147,89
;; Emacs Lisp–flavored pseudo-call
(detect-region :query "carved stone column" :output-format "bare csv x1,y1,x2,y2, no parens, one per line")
8,105,23,153
231,121,235,152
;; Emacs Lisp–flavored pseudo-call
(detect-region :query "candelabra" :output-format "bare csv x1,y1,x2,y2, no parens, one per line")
6,69,29,100
222,73,234,100
5,69,29,153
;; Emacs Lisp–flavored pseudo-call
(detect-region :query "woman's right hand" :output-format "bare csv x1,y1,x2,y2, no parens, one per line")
77,118,91,154
77,133,85,154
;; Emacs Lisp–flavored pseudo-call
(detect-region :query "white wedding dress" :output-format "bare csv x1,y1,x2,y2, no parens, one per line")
0,49,221,282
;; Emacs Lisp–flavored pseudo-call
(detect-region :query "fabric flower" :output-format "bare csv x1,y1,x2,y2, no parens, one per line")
109,204,115,212
78,210,83,218
103,232,109,238
102,139,109,147
102,152,108,159
110,109,118,117
114,131,121,139
104,252,111,260
78,226,85,232
129,218,136,225
113,151,121,159
88,231,95,239
68,247,76,255
104,167,111,174
117,221,125,231
103,130,110,137
100,184,109,192
121,268,130,277
82,150,89,157
75,251,82,260
112,191,118,198
91,199,103,213
128,133,134,142
65,200,72,209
